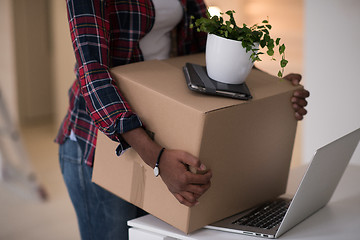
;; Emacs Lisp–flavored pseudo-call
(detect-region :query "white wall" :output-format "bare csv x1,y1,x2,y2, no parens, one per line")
13,0,53,124
304,0,360,164
0,0,18,124
50,0,76,129
205,0,246,23
1,0,54,125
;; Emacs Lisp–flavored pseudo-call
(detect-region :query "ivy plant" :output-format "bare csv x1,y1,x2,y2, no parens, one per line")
191,10,288,78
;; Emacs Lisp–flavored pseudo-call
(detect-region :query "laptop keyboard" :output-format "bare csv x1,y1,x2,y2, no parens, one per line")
232,198,291,229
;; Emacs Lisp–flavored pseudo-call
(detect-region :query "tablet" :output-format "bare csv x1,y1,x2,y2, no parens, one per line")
183,63,252,100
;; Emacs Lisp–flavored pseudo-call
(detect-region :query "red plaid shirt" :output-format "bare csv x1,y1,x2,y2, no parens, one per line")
56,0,207,166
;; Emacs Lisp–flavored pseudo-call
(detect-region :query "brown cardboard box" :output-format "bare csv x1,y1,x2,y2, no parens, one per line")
92,54,300,233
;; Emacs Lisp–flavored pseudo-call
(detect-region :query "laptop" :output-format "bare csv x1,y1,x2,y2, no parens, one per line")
206,128,360,238
183,63,252,100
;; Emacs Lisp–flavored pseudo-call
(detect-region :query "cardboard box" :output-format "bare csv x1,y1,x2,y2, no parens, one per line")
92,54,300,233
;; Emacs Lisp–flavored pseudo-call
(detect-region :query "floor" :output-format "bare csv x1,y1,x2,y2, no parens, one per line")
0,122,80,240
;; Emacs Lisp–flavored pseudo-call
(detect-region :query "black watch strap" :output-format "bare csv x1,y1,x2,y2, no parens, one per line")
154,148,165,177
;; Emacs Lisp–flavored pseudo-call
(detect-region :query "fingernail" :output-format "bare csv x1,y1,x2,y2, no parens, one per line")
291,97,297,103
199,164,207,171
294,91,300,97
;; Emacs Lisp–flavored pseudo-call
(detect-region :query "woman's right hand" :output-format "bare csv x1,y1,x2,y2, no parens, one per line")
159,149,212,207
122,127,212,207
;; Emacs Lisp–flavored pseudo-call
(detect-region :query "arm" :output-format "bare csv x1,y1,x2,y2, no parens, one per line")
66,0,142,142
122,128,212,207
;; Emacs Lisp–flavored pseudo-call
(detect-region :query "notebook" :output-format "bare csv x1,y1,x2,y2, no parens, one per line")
206,128,360,238
183,63,252,100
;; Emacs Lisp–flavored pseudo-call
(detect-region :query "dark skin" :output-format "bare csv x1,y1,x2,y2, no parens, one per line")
123,73,309,207
284,73,310,120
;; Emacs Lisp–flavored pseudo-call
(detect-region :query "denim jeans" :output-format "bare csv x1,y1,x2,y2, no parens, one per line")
59,138,147,240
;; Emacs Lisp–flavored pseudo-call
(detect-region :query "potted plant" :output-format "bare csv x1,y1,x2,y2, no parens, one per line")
192,10,288,84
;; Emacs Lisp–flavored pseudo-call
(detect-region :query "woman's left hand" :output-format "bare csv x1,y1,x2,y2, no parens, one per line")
283,73,310,121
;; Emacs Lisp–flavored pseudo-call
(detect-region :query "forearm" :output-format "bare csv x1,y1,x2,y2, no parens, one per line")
121,127,162,168
122,127,212,207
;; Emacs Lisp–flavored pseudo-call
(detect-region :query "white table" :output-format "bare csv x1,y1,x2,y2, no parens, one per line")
128,165,360,240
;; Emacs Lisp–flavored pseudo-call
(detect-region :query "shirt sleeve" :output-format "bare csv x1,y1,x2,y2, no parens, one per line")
176,0,208,55
66,0,142,143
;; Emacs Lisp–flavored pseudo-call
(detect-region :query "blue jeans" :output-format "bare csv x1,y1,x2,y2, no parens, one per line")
59,139,147,240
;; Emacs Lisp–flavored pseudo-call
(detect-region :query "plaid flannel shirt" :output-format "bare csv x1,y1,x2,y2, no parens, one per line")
56,0,207,166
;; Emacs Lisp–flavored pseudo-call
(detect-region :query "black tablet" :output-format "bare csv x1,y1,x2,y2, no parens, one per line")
183,63,252,100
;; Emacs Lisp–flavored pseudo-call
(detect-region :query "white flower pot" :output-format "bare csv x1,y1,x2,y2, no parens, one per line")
206,33,257,85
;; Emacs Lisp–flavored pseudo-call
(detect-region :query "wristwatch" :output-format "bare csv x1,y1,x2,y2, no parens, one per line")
154,148,165,177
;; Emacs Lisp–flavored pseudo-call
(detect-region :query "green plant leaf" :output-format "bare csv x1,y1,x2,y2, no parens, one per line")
192,11,288,78
278,71,283,78
280,59,288,68
264,34,270,42
260,39,266,48
276,38,280,45
267,39,274,49
267,49,274,56
279,44,286,54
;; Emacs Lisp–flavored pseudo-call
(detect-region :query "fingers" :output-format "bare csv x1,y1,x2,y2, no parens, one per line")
160,150,212,207
174,182,211,207
185,170,212,185
180,151,207,172
171,173,211,207
285,73,310,121
291,97,308,108
291,89,310,120
292,102,308,114
293,89,310,99
284,73,302,85
174,170,212,195
174,193,195,207
186,181,211,196
291,90,309,108
174,191,205,207
295,112,304,120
